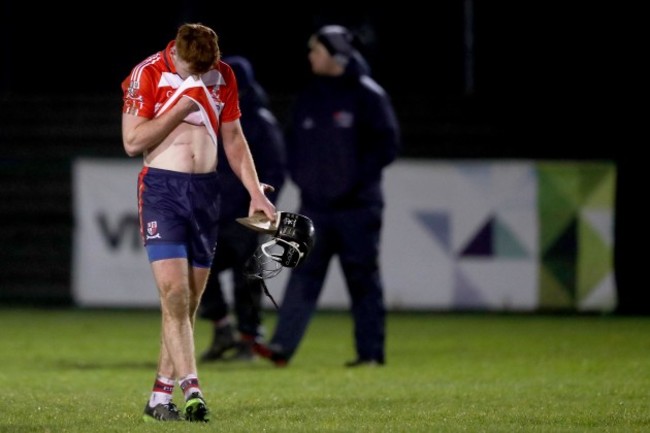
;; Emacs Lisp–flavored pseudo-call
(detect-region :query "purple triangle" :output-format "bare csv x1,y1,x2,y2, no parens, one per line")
460,216,494,257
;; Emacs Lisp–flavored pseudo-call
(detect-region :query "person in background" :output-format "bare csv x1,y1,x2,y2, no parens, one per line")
121,23,276,422
255,25,400,367
199,55,286,362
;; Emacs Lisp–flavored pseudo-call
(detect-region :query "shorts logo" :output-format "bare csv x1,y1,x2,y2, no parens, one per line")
146,221,162,240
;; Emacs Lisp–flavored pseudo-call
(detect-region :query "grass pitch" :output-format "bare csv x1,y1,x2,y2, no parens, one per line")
1,308,649,432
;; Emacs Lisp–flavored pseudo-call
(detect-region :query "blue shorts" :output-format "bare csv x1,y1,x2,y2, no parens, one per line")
137,167,221,268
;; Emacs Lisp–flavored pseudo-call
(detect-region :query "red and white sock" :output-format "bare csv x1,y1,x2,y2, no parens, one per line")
179,374,202,401
148,375,174,407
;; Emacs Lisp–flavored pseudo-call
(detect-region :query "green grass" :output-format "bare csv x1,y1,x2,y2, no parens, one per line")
1,308,649,432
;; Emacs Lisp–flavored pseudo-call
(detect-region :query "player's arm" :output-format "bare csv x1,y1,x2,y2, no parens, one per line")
220,119,276,221
121,97,198,157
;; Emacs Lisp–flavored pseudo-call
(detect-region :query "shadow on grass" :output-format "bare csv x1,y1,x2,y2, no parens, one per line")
52,358,279,371
198,358,281,371
53,359,158,370
0,426,44,433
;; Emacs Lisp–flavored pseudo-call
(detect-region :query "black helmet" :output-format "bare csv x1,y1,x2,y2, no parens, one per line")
261,212,315,268
244,211,316,281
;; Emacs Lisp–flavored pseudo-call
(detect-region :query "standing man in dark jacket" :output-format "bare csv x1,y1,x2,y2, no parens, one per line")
199,56,286,361
256,25,400,367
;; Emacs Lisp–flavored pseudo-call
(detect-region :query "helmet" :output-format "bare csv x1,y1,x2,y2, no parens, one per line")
244,212,316,280
262,212,315,267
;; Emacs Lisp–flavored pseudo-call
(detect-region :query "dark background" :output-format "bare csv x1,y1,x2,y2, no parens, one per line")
0,3,640,312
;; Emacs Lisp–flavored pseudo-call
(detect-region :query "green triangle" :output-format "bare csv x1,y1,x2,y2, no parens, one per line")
577,216,614,301
539,265,574,309
541,218,578,297
577,162,614,207
538,169,577,252
494,218,528,258
538,162,582,207
584,164,616,209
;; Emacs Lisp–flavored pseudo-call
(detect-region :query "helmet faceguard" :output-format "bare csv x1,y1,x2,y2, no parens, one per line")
266,212,315,267
243,211,316,279
241,212,316,309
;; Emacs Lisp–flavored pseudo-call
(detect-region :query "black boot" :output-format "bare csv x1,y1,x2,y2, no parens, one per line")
224,339,255,361
200,323,236,362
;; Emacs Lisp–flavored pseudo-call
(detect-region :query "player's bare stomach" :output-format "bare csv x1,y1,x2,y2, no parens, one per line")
144,122,217,173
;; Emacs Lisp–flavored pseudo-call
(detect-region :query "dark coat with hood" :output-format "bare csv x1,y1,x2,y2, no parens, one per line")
285,35,400,212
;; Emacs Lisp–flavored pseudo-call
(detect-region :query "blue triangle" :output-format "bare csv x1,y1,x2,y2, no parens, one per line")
415,211,451,252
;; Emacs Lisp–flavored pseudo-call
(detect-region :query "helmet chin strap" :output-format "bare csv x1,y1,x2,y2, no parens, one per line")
243,244,283,280
243,247,282,310
260,279,279,310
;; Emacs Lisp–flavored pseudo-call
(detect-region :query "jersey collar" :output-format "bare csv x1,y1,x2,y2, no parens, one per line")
162,40,178,74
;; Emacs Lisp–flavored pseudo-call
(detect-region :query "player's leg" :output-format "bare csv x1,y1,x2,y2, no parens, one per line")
138,168,193,421
143,336,181,422
140,169,217,422
178,171,220,422
152,258,199,375
144,256,194,422
181,263,212,422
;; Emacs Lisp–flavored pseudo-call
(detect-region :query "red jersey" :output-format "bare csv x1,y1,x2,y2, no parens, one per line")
121,41,240,129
